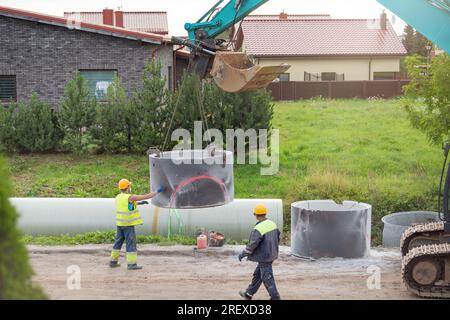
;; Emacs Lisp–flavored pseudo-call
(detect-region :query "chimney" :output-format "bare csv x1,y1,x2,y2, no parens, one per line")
103,8,114,26
380,10,387,30
115,10,124,28
279,12,288,20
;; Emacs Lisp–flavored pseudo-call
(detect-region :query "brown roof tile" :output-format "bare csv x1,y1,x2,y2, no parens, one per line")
0,6,163,43
242,18,407,57
64,11,169,34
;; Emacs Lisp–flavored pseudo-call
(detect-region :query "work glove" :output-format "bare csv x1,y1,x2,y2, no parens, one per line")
238,252,246,262
137,201,149,205
156,186,164,193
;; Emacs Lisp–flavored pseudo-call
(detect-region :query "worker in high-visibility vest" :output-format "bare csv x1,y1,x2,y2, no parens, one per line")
110,179,163,270
238,204,281,300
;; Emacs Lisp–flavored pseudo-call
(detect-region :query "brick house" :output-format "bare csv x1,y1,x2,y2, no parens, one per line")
0,6,173,108
241,12,407,81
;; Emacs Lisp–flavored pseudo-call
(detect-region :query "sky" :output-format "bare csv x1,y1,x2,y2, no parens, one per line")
0,0,407,35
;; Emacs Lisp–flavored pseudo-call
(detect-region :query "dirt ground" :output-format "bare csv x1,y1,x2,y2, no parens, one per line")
28,245,417,300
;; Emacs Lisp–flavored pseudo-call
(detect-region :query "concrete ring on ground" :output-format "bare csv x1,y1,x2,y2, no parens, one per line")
381,211,440,247
291,200,372,259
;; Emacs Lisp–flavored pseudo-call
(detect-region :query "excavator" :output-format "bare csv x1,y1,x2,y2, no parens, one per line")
171,0,450,297
169,0,449,93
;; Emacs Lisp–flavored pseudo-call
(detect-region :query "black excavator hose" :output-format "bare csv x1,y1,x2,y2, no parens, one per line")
170,36,216,56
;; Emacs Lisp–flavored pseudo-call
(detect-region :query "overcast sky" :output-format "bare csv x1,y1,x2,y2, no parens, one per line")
0,0,407,35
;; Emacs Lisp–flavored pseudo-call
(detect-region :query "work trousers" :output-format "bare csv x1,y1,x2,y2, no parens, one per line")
246,262,280,300
110,226,138,265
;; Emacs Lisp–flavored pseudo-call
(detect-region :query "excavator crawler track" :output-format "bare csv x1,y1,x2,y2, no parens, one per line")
400,222,445,256
402,243,450,298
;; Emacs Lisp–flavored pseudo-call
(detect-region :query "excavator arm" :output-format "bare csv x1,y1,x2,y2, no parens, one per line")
171,0,449,93
170,0,290,93
185,0,270,40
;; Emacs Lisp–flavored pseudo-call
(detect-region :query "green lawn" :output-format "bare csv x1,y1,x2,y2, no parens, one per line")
7,98,442,245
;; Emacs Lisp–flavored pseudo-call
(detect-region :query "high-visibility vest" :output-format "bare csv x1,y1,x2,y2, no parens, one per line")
254,219,277,235
115,193,143,227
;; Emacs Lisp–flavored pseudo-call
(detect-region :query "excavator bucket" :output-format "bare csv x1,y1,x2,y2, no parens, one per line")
210,51,290,93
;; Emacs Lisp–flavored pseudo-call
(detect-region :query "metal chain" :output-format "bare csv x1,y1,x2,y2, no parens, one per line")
162,64,191,152
194,76,212,145
162,60,213,152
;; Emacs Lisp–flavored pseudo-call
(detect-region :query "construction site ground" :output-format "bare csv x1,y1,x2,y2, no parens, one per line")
28,245,417,300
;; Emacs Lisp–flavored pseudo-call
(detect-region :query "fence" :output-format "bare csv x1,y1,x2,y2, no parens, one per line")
267,80,410,101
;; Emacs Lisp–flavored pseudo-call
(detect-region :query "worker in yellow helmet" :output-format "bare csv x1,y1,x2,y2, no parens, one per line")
110,179,163,270
238,203,281,300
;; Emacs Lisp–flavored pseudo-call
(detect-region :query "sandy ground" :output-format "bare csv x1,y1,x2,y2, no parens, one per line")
28,245,417,300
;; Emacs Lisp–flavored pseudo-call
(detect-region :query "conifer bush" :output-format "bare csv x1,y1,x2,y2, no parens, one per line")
130,59,171,153
14,94,63,152
0,104,16,152
0,95,62,153
0,156,47,299
91,77,130,153
59,72,96,153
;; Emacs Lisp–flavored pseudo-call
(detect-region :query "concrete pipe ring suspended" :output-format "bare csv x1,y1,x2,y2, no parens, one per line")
149,150,234,209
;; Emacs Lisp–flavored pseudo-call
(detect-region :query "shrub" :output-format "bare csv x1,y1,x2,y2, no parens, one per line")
131,59,171,153
0,103,16,152
91,76,130,153
168,74,208,149
59,72,97,153
14,94,63,152
403,53,450,145
0,156,47,299
0,95,62,153
169,74,275,151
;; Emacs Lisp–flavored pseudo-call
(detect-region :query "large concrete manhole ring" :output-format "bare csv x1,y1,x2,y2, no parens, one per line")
381,211,440,247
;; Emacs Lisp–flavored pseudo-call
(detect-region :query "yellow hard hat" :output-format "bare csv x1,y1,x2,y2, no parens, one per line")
254,204,268,215
118,179,131,190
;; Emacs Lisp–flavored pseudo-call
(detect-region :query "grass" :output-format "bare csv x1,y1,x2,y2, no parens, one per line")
7,98,442,246
21,231,198,246
22,232,196,246
21,231,247,246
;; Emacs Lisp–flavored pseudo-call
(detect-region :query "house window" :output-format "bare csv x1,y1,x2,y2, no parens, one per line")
304,72,320,81
0,75,17,102
278,73,290,82
373,72,396,80
336,73,345,81
79,70,117,101
321,72,337,81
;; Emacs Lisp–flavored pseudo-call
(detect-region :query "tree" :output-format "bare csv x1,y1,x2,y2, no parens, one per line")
0,103,16,152
91,76,129,153
413,32,431,57
131,59,171,153
59,72,96,153
402,25,416,55
402,25,432,56
14,94,63,152
170,74,274,152
0,156,47,299
404,53,450,145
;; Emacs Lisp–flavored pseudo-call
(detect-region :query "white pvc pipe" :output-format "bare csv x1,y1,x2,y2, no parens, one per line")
11,198,283,241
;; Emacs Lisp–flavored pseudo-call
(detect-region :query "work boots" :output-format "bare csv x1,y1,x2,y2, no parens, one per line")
109,261,142,270
127,264,143,270
239,291,252,300
109,261,120,268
